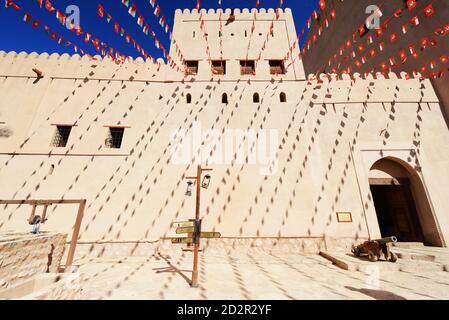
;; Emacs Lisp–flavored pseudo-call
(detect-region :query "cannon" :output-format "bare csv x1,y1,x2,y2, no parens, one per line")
351,236,398,263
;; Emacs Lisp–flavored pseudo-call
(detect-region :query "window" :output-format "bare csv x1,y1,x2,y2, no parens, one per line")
105,127,125,149
269,60,286,75
222,93,228,104
240,60,256,75
280,92,287,103
51,125,72,147
212,60,226,75
186,93,192,104
253,93,260,103
185,60,198,75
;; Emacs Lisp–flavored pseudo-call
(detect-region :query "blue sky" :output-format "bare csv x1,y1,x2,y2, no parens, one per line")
0,0,317,59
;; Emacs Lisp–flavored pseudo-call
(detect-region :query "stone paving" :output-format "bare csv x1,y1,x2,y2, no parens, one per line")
74,249,449,300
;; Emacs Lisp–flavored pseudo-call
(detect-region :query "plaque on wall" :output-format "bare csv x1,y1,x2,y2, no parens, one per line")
336,212,353,223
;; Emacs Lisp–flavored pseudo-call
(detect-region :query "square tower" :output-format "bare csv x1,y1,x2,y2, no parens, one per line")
170,8,306,81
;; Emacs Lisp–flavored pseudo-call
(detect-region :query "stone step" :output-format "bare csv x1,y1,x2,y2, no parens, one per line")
392,242,424,248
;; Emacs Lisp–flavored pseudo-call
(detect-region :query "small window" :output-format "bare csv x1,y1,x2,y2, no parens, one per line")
185,60,198,75
51,125,72,147
186,93,192,104
105,127,125,149
212,60,226,75
269,60,286,75
253,93,260,103
240,60,256,75
280,92,287,103
222,93,228,104
193,31,196,38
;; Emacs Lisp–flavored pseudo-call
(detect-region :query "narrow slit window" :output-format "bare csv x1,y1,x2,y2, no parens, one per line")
280,92,287,103
186,93,192,104
105,127,125,149
253,93,260,103
51,125,72,147
222,93,228,104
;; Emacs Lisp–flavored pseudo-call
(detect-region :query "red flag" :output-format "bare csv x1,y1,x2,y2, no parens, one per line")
45,0,55,12
406,0,417,10
196,0,200,10
423,4,434,17
389,32,398,43
318,0,326,11
98,4,104,18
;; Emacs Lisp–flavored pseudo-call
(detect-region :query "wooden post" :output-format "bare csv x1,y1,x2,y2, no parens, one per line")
65,199,86,271
28,204,37,224
191,165,202,288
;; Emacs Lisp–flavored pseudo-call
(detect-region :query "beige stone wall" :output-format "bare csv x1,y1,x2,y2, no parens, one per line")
0,232,67,288
170,8,305,81
0,9,448,255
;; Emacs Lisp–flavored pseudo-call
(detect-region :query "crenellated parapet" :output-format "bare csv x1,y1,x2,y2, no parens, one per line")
0,50,173,81
174,7,292,20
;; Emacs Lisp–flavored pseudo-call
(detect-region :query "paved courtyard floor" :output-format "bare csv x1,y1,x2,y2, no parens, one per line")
75,249,449,300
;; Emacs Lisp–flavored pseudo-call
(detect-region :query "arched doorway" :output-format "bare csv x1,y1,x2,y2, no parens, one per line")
369,157,443,246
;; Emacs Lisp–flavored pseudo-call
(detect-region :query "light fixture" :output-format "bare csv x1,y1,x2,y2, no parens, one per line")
201,174,211,189
185,181,193,196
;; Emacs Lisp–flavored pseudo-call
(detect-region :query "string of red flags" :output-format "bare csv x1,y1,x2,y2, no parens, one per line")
310,0,446,76
33,0,131,62
198,11,213,69
320,23,448,80
219,11,224,60
98,4,156,64
5,0,94,59
252,0,284,62
122,0,171,38
117,0,184,72
143,0,188,67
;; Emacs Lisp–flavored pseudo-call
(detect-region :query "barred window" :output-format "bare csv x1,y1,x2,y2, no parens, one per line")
269,60,286,75
212,60,226,75
185,60,198,75
240,60,256,75
51,125,72,147
105,127,125,149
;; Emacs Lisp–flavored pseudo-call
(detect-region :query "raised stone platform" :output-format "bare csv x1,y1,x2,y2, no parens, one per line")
320,244,449,273
0,232,67,289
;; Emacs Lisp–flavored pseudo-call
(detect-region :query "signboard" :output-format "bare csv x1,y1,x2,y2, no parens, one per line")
171,237,194,244
200,232,221,239
172,221,195,228
336,212,353,223
176,226,195,234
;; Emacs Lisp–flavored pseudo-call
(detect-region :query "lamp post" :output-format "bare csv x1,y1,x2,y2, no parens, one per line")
186,165,212,288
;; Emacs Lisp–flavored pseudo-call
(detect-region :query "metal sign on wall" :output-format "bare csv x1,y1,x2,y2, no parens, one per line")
336,212,353,223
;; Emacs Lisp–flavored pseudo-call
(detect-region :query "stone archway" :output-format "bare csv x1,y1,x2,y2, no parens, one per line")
368,157,443,246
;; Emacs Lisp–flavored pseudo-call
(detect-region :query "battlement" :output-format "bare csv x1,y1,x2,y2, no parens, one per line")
174,7,293,18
